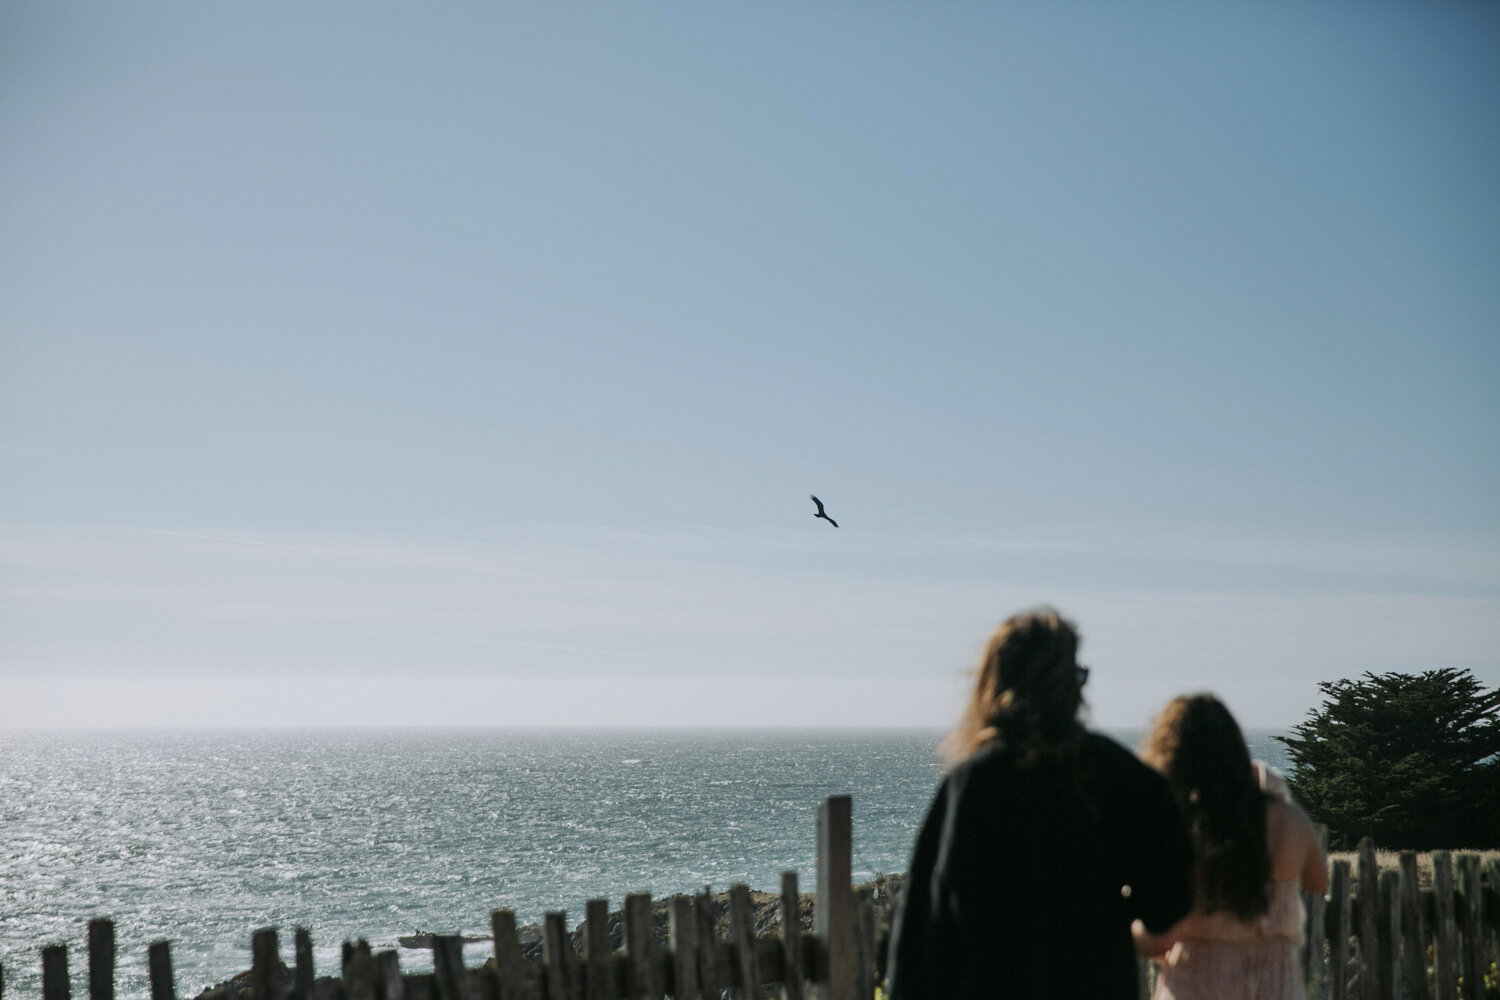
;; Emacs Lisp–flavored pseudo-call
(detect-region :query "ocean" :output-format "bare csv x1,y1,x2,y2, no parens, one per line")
0,728,1291,999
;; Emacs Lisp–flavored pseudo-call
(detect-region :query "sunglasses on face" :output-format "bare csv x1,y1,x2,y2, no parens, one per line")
1076,665,1090,687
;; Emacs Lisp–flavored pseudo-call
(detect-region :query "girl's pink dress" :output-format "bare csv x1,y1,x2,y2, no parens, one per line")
1153,879,1304,1000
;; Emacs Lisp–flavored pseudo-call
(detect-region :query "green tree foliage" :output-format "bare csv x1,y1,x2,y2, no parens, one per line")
1278,669,1500,850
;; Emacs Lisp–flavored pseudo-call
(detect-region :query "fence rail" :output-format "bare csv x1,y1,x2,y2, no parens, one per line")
6,798,1499,1000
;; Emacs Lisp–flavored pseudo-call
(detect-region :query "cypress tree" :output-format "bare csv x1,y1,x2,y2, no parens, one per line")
1277,669,1500,850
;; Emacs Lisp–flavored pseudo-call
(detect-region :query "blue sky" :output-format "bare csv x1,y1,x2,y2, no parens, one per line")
2,2,1497,727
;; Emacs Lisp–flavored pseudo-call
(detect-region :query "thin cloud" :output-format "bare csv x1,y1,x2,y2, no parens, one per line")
2,521,1496,728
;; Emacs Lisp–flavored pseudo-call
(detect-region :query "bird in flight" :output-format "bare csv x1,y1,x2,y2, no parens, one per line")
810,494,839,528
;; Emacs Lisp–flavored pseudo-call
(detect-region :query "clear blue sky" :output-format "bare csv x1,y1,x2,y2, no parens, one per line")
3,2,1497,728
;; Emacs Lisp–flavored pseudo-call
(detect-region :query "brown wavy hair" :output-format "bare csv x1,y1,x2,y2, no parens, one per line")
939,607,1086,767
1141,694,1271,920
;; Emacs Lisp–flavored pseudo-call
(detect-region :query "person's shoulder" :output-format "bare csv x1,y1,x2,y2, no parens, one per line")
1081,730,1175,792
942,741,1036,804
1253,760,1292,801
1266,794,1315,838
950,740,1013,782
1265,794,1323,880
1081,730,1146,769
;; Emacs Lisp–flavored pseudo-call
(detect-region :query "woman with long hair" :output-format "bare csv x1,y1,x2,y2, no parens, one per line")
1135,694,1328,1000
888,608,1196,1000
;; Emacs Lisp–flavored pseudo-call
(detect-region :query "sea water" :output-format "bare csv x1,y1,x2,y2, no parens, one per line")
0,729,1291,999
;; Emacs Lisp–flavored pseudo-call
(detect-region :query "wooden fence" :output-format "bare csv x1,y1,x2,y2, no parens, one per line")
1291,839,1499,1000
6,797,1499,1000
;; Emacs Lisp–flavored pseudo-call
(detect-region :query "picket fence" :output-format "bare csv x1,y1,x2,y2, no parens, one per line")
1291,840,1498,1000
6,797,1498,1000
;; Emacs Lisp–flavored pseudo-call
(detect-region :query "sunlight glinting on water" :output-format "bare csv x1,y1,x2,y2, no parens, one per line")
0,729,1290,999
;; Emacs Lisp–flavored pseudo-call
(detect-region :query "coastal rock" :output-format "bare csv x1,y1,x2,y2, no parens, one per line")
192,961,344,1000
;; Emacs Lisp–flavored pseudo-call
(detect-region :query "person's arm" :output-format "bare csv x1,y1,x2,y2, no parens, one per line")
887,778,958,1000
1131,918,1178,958
1292,801,1329,894
1123,761,1196,934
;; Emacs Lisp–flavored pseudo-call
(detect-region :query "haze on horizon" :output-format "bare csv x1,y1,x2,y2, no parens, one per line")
2,3,1497,730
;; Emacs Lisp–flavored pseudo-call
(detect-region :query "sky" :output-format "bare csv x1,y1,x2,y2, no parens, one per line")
2,3,1497,729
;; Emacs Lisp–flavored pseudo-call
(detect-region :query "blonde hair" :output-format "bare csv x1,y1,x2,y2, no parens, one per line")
940,607,1085,766
1139,694,1192,775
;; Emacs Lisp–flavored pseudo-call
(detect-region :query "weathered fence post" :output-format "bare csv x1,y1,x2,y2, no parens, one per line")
1397,853,1430,1000
346,940,377,1000
490,910,526,1000
1328,859,1352,1000
584,899,612,1000
670,895,699,1000
1376,870,1400,1000
252,929,283,1000
1456,854,1485,1000
729,885,760,998
432,936,469,1000
817,795,854,1000
1304,880,1327,995
147,942,176,1000
780,872,804,1000
1301,825,1328,997
694,889,722,999
624,893,656,1000
375,951,404,1000
293,929,315,1000
1355,838,1379,1000
542,913,574,1000
42,945,70,1000
88,919,114,1000
1487,859,1500,995
852,887,875,1000
1432,852,1458,1000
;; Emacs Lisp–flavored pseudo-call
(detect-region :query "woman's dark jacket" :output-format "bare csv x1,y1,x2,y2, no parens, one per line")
887,732,1195,1000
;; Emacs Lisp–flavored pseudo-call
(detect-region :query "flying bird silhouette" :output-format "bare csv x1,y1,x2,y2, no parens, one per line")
810,494,839,528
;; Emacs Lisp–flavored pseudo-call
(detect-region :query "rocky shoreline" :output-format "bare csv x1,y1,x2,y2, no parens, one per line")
193,875,906,1000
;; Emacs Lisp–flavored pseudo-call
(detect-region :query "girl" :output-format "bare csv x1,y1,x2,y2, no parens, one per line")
1135,695,1328,1000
